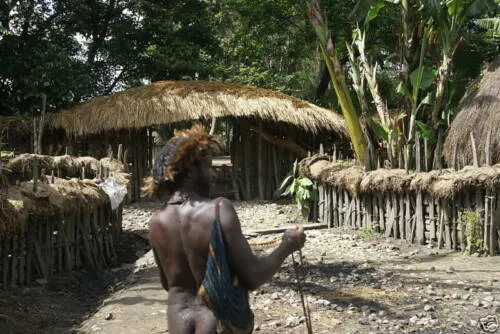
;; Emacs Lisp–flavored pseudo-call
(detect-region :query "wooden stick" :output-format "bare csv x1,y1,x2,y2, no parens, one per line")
452,143,458,170
492,192,499,255
484,192,489,253
485,130,491,166
416,191,425,244
470,132,479,168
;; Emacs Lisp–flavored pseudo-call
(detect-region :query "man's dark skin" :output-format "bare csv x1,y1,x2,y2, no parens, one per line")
149,157,306,333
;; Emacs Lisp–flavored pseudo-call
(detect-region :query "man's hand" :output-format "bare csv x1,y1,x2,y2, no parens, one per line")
281,225,306,253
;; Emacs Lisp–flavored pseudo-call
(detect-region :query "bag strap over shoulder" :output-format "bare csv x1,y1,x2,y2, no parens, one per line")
214,197,224,221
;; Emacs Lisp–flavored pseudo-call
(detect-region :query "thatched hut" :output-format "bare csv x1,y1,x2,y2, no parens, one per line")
0,116,32,154
444,56,500,167
47,80,349,201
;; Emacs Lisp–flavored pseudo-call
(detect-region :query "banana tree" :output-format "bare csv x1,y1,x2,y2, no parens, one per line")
306,0,368,165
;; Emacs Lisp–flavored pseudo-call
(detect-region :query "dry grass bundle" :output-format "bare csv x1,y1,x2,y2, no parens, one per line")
99,157,130,187
409,169,454,192
100,157,126,174
7,154,54,174
360,169,414,193
48,80,347,136
309,160,332,179
50,178,107,212
52,155,79,175
324,165,364,195
298,154,331,179
75,157,100,174
0,193,23,236
0,176,113,236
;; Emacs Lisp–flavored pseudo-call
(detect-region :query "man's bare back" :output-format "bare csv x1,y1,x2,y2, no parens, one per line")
145,125,306,334
150,196,221,333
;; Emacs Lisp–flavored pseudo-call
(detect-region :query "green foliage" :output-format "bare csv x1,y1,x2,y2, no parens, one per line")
459,210,486,255
358,224,382,238
279,160,318,218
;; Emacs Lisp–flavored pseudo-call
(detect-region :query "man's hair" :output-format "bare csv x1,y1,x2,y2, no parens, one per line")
141,124,222,197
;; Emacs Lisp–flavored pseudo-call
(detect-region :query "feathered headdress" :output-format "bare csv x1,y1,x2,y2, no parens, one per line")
141,124,222,197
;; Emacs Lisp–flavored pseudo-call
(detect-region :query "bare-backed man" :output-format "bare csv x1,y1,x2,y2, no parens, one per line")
143,124,306,334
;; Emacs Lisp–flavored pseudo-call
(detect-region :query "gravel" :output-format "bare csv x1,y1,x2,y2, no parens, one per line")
121,200,500,334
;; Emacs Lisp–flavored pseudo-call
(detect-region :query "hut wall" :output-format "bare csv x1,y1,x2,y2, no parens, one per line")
232,118,345,200
303,156,500,255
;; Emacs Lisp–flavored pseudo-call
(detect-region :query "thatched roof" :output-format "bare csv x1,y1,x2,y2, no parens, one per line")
444,56,500,166
0,116,32,134
7,154,129,186
48,81,347,136
300,155,500,198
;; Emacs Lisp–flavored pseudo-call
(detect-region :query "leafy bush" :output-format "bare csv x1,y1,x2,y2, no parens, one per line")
459,210,485,255
279,160,318,218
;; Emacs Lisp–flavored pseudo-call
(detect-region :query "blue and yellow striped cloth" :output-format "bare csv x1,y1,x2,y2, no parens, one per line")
198,218,253,332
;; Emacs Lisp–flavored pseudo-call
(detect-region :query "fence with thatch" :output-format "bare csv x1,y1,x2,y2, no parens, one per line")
301,155,500,255
0,154,129,289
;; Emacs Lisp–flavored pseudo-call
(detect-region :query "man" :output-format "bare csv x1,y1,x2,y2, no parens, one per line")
144,124,306,334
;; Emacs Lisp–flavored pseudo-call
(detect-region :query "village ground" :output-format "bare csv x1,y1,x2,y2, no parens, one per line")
1,200,499,334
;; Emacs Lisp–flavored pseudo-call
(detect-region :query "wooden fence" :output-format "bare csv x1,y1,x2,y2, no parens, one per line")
0,154,128,289
0,204,122,289
302,155,500,255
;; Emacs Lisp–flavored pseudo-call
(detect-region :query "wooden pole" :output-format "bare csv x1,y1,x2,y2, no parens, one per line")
117,144,123,163
452,143,458,170
257,121,265,200
415,133,421,172
470,132,479,168
492,192,499,255
485,130,491,166
244,123,252,199
484,192,490,253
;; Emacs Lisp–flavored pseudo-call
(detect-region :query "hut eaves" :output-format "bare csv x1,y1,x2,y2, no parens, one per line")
443,56,500,166
47,81,348,137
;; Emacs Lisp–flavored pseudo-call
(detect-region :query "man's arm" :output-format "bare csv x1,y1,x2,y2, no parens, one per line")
150,217,169,291
218,199,305,291
152,247,169,290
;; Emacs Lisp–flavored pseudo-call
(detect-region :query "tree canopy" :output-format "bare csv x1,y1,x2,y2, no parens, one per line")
1,0,498,165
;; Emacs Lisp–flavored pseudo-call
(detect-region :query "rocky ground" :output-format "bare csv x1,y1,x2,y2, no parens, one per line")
81,200,500,334
1,200,499,334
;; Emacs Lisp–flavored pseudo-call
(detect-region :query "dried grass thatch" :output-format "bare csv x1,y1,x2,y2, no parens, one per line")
7,154,54,174
324,166,365,195
298,154,331,179
0,193,22,236
52,155,80,175
0,116,32,139
301,156,500,198
409,169,454,193
1,178,111,236
444,56,500,166
426,165,500,198
360,169,414,193
99,157,130,186
48,81,347,136
76,157,100,173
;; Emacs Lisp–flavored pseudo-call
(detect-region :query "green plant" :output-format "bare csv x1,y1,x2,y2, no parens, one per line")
459,209,485,255
359,224,382,238
279,160,318,218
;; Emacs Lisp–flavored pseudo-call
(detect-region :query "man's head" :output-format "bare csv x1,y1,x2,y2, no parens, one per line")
142,124,221,198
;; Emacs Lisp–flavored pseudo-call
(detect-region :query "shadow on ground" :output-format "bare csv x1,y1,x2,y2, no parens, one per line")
0,231,151,334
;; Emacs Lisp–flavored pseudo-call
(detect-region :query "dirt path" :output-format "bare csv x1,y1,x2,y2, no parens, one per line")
1,201,499,334
78,201,500,334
